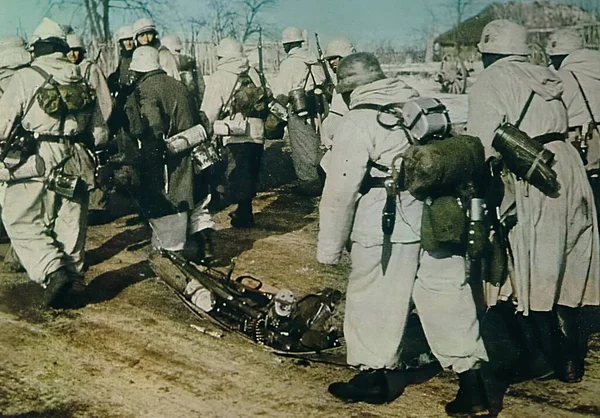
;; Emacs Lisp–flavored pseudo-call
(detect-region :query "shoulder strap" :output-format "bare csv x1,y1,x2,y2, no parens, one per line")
83,61,93,81
352,103,383,112
26,66,54,117
302,63,317,90
570,71,599,129
29,65,67,135
515,90,535,129
222,71,247,116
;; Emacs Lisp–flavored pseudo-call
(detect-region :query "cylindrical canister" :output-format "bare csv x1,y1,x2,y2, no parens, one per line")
289,87,308,117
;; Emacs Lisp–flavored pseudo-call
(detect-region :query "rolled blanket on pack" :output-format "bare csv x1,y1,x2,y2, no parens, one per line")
403,134,486,201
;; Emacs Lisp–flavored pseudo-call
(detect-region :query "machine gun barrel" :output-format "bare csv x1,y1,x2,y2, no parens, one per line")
163,250,263,319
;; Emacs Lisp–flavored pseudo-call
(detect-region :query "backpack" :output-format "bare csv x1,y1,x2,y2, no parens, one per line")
31,66,96,117
228,71,270,120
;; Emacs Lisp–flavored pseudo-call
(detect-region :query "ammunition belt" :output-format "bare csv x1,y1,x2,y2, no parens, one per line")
533,132,566,145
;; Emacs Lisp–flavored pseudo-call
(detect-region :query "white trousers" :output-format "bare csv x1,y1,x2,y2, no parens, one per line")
2,180,88,284
344,242,488,373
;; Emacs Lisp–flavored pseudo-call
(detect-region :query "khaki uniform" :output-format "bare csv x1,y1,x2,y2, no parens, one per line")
80,58,113,122
318,77,487,372
557,49,600,171
467,55,600,314
273,47,326,182
0,52,107,283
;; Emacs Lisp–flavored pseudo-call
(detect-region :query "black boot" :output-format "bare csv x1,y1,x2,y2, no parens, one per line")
40,268,71,308
328,369,389,404
197,228,215,264
230,200,255,228
478,362,508,417
554,305,584,383
513,312,555,381
182,229,215,265
445,370,488,417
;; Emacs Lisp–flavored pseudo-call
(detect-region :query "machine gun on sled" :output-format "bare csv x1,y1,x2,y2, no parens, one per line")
155,250,343,353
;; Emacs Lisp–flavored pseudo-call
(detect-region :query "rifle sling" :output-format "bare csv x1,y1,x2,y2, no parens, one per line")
570,71,600,135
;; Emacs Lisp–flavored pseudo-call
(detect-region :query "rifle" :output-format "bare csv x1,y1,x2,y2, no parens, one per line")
314,33,334,103
258,26,270,117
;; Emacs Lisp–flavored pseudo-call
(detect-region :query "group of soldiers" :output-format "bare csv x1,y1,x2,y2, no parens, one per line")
316,19,600,417
0,14,599,417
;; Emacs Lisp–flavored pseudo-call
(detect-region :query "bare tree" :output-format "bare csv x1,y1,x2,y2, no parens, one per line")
558,0,600,14
48,0,165,43
206,0,275,43
207,0,237,43
451,0,478,28
239,0,275,42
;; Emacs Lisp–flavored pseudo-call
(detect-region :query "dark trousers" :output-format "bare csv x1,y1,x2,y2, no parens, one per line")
226,142,264,204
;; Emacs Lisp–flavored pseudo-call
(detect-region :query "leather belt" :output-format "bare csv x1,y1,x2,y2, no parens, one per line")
360,175,406,193
568,126,582,133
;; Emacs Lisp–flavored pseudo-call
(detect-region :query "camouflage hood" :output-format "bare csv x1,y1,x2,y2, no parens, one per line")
216,55,249,75
0,47,31,70
287,46,319,65
32,52,82,84
560,49,600,82
350,77,419,109
492,55,564,101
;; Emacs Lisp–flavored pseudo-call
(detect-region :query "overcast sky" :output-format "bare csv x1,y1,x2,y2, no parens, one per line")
1,0,528,47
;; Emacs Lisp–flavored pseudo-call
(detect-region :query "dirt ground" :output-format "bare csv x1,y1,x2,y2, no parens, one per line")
1,141,600,418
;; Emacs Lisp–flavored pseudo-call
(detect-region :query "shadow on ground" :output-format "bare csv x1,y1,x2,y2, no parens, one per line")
212,188,319,267
85,261,154,305
86,226,150,267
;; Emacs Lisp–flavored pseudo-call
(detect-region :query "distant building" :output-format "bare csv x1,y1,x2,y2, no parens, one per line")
434,1,599,61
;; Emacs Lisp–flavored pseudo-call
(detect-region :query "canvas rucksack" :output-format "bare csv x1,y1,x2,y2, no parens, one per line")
31,66,96,117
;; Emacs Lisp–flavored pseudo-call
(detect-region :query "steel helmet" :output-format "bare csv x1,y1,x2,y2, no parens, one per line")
546,28,583,56
129,45,161,72
115,25,134,42
67,34,85,51
216,38,243,58
282,26,304,44
324,38,355,59
162,33,183,53
133,17,157,38
477,20,531,56
27,17,67,49
336,52,386,94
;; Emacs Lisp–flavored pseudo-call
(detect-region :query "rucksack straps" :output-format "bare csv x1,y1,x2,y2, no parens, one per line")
570,71,600,133
515,90,535,129
29,65,67,135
